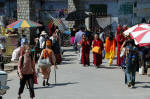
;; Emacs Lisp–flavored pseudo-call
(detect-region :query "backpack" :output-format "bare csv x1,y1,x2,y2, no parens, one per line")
17,55,33,76
127,45,138,65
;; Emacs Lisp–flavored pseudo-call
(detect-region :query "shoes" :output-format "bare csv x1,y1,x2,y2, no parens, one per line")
18,96,21,99
128,82,132,88
46,82,50,86
43,80,45,86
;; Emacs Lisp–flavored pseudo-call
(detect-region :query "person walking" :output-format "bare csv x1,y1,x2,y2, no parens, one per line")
105,32,116,66
39,31,47,52
20,34,28,56
74,27,85,63
18,45,36,99
124,40,139,88
80,34,90,66
50,32,62,64
117,30,125,66
39,40,58,86
92,34,103,68
70,27,76,46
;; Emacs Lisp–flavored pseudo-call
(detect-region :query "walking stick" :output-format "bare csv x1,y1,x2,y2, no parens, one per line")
54,66,57,85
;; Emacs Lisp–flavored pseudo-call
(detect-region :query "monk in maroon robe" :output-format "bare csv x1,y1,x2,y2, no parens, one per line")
117,31,125,66
116,24,122,35
80,34,90,66
92,34,103,67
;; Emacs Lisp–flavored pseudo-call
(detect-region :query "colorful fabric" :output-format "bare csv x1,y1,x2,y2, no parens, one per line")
129,24,150,46
70,36,75,45
7,20,42,29
93,39,103,66
105,37,116,65
42,49,53,63
92,46,102,55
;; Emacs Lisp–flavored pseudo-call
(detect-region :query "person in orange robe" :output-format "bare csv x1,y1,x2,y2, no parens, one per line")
92,34,103,67
80,34,90,66
105,32,116,65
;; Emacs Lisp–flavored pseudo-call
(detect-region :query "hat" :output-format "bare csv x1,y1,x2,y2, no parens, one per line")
40,31,47,35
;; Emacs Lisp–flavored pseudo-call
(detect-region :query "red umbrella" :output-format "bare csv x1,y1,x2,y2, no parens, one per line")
129,24,150,46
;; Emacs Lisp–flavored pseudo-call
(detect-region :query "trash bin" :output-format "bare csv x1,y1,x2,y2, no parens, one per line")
0,62,4,71
0,71,9,96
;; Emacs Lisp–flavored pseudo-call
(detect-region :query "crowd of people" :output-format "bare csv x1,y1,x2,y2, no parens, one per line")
71,24,150,89
10,22,150,99
14,27,62,99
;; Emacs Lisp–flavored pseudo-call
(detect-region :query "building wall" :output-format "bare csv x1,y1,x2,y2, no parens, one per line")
85,1,119,17
0,0,17,18
82,0,150,26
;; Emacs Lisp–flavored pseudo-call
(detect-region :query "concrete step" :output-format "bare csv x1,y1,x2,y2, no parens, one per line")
4,62,18,71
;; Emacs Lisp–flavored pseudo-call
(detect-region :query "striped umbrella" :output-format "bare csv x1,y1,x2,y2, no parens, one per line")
130,24,150,46
7,19,42,29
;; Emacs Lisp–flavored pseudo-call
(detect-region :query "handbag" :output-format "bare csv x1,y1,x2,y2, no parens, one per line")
33,75,38,84
120,48,125,57
38,49,51,68
92,46,102,54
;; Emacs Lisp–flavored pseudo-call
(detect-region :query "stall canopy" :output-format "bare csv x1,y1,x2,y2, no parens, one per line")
7,19,42,29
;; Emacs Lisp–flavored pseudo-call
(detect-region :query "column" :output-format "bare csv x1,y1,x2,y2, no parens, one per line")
17,0,36,44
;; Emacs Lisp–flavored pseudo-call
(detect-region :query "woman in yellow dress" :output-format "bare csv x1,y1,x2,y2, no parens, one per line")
105,32,116,65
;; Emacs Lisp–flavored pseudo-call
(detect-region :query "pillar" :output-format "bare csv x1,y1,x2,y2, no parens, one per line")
17,0,36,44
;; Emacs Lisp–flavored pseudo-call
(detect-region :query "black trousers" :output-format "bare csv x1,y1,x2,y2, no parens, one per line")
18,74,35,98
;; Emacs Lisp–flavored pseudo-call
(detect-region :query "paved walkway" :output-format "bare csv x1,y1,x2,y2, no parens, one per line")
3,47,150,99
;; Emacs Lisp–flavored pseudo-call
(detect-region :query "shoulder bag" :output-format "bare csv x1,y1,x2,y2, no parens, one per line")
38,49,51,68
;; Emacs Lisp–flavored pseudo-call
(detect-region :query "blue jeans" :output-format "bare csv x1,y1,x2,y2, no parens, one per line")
125,65,136,86
73,44,78,51
102,50,105,59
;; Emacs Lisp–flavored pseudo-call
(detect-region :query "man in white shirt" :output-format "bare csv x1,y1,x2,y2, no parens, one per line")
39,31,47,51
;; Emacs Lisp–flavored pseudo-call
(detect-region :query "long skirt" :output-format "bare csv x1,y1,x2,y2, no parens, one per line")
81,52,90,66
93,53,102,67
40,67,51,79
70,36,75,45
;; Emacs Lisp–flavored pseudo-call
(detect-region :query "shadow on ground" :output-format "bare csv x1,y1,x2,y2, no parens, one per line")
63,48,74,52
60,62,76,65
62,58,76,61
63,54,76,57
34,82,79,90
134,85,150,89
99,65,120,69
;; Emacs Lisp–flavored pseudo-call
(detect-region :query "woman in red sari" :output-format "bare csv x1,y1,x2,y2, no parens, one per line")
92,34,103,68
80,34,90,66
117,31,125,66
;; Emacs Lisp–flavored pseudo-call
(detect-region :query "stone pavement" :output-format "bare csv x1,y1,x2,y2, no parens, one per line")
3,47,150,99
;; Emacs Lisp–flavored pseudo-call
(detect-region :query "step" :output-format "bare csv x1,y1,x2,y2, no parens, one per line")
4,62,18,71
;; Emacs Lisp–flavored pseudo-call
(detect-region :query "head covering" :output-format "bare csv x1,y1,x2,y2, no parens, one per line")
46,40,52,47
40,31,47,35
